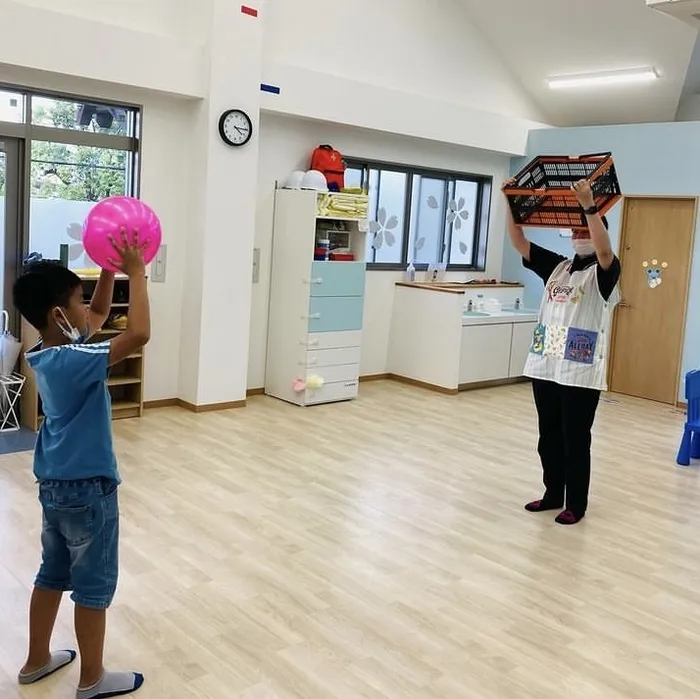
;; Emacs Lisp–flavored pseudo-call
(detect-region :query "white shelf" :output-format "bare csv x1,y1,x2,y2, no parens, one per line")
266,189,367,407
316,215,368,222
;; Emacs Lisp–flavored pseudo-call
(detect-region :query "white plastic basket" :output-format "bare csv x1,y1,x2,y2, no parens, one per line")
0,310,22,376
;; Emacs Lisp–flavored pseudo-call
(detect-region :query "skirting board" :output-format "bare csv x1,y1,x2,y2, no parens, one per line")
144,375,530,412
143,398,178,409
458,377,528,392
389,374,459,395
144,398,246,412
386,373,527,395
145,381,686,411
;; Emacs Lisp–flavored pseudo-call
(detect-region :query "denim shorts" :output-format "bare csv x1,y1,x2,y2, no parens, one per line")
35,478,119,610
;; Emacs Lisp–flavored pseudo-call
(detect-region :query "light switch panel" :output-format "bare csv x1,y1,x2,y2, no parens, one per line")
252,247,260,283
152,244,167,283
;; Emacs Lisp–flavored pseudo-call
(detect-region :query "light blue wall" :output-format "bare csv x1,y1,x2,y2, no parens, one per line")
502,122,700,400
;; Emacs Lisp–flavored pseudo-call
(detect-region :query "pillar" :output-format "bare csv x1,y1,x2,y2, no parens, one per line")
178,0,265,407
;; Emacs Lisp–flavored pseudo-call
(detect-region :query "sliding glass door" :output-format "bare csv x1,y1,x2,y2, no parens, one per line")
0,137,23,330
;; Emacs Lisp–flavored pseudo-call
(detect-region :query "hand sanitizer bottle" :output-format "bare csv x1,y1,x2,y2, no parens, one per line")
405,262,416,282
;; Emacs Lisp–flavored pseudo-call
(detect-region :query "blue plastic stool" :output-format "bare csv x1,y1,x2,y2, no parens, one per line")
677,370,700,466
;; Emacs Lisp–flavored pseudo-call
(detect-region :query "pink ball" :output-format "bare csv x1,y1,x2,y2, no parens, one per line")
82,196,162,273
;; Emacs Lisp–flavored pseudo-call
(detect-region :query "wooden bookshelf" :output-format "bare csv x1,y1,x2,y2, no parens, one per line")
19,275,145,431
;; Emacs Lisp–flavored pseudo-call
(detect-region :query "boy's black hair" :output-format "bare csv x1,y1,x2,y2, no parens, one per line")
13,261,82,331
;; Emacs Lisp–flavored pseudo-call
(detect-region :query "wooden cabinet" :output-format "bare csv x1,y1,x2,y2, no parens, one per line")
459,324,514,385
20,275,145,431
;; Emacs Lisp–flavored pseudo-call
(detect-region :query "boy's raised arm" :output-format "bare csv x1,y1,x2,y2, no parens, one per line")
106,231,151,366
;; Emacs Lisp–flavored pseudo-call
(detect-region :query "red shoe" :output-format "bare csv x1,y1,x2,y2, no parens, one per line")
555,509,585,525
524,499,563,513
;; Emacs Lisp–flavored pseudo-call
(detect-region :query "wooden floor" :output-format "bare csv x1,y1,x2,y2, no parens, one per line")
1,381,698,699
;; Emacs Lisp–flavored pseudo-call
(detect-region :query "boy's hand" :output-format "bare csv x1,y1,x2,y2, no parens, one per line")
108,229,148,278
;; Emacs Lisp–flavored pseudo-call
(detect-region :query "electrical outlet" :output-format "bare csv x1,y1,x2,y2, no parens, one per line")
252,247,260,283
152,244,167,283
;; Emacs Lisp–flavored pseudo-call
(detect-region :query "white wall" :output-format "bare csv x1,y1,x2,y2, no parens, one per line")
0,64,195,402
1,0,206,97
264,0,541,122
138,95,195,402
260,0,548,155
11,0,211,41
676,94,700,121
248,112,514,389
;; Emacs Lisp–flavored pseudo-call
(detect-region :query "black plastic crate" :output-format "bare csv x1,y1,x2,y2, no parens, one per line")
504,153,622,228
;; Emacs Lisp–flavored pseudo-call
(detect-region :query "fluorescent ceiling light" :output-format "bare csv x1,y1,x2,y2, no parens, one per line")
548,67,659,90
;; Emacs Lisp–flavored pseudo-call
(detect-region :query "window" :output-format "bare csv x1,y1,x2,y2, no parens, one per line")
16,93,141,268
29,142,134,267
31,96,136,137
345,159,492,270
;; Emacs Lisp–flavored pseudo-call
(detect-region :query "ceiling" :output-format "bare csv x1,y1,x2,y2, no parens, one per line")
459,0,699,126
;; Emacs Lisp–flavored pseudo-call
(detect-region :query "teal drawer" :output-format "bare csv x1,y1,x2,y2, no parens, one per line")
310,262,365,297
308,296,364,333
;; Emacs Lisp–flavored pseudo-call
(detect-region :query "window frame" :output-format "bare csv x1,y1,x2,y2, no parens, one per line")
344,157,492,272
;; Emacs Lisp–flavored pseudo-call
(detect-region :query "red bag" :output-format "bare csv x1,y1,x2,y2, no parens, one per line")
310,145,345,191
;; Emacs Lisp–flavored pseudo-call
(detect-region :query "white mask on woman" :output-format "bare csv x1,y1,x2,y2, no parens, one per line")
572,239,596,257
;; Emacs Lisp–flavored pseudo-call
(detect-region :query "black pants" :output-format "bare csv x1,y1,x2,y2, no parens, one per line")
531,378,601,516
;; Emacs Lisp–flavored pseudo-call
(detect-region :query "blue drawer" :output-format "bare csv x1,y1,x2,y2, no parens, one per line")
308,296,364,333
310,262,365,297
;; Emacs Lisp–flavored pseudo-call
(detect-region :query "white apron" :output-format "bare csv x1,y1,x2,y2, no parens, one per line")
524,259,620,391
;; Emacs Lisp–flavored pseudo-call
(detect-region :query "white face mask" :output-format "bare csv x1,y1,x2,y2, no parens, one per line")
572,239,596,257
55,308,88,344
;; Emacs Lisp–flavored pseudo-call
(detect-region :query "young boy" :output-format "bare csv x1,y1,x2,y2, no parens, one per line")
12,231,150,699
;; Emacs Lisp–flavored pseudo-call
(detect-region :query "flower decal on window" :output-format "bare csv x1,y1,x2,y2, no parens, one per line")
447,198,470,229
443,197,472,254
66,222,95,266
369,206,398,250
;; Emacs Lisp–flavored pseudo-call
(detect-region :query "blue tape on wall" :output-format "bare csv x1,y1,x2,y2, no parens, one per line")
260,83,281,95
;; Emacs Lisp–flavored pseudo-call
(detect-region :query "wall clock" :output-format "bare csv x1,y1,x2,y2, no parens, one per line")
218,109,253,147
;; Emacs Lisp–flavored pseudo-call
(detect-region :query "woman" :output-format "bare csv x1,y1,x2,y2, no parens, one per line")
503,178,621,525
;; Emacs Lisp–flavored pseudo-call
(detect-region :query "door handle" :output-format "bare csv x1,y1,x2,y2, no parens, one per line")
618,301,632,309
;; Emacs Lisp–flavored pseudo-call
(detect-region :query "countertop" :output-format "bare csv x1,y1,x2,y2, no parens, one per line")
396,281,525,294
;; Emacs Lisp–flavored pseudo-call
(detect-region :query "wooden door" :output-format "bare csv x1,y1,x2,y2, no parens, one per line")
609,197,696,404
